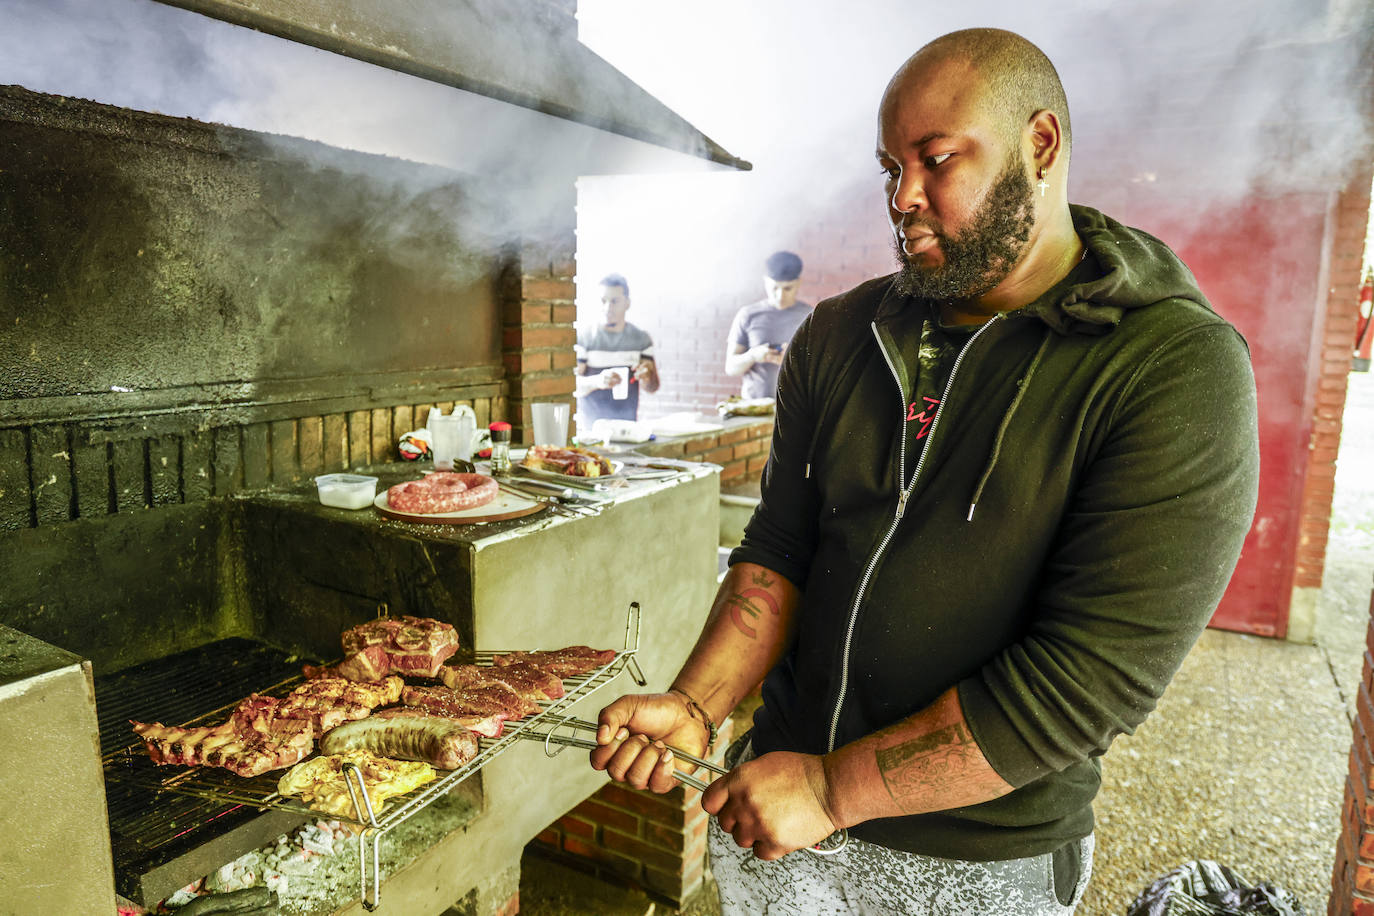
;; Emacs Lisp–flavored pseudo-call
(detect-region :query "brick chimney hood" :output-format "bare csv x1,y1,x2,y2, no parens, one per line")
151,0,752,174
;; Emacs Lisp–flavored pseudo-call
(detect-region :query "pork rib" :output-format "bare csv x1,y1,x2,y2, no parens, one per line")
132,695,316,778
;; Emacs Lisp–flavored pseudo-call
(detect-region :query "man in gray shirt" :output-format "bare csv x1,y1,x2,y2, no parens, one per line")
576,273,660,424
724,251,814,399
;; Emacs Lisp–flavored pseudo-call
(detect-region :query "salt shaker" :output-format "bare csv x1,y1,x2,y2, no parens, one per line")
488,421,512,475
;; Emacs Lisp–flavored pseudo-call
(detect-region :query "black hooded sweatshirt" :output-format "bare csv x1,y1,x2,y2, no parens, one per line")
731,205,1260,860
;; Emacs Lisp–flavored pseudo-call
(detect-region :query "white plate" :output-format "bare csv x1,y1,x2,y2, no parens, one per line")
519,458,625,484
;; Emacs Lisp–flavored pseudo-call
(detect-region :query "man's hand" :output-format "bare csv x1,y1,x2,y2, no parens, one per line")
596,368,624,390
632,361,653,382
747,343,784,366
590,693,710,794
702,751,839,861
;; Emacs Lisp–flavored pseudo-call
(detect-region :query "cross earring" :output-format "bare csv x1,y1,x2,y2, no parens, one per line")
1036,168,1048,197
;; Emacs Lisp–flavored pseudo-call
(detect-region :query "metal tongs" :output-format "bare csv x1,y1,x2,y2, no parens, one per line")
520,714,727,791
520,715,849,855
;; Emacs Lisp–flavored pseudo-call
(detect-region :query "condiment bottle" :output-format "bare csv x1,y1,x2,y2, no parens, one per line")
488,421,512,475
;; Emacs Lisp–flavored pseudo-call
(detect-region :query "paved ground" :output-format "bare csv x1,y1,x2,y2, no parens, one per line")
520,370,1374,915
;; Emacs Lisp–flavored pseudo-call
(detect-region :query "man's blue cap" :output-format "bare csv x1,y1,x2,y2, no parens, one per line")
765,251,803,282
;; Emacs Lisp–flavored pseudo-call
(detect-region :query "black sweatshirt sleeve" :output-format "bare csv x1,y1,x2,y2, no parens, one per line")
729,313,822,589
959,320,1261,787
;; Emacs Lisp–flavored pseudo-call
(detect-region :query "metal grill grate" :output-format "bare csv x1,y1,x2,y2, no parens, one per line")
97,638,305,848
96,638,304,756
99,603,646,911
103,653,637,831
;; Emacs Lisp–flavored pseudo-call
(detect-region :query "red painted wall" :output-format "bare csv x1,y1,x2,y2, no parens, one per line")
1121,194,1333,636
583,177,1367,638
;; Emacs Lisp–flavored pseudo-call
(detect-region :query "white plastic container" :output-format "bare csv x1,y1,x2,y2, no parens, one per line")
314,473,378,510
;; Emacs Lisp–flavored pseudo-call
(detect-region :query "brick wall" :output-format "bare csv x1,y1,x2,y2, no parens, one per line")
1295,163,1374,590
533,717,735,906
505,185,579,447
640,419,773,489
1331,586,1374,915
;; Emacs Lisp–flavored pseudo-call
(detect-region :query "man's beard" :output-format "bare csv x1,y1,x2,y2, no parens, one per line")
891,156,1035,302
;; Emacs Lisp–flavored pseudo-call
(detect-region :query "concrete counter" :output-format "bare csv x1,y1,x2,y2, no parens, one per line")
239,463,722,914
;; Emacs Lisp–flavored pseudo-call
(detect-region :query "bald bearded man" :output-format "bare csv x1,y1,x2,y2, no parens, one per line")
589,28,1259,915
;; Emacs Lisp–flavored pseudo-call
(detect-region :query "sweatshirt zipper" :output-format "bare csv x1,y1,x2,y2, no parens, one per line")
825,314,1003,753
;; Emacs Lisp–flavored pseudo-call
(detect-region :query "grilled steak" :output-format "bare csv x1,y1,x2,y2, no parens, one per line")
402,683,538,722
438,662,564,701
494,646,617,678
132,695,316,777
307,616,459,681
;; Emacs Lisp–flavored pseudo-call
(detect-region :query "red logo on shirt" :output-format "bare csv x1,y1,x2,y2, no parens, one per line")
906,397,940,439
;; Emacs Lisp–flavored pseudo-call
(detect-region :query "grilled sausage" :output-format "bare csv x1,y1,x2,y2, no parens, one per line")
320,711,479,770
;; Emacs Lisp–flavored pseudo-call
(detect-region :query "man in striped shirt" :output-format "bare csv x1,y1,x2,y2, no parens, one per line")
575,273,660,424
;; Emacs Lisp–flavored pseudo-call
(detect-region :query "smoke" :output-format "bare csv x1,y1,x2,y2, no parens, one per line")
573,0,1374,362
0,0,692,250
2,0,1370,406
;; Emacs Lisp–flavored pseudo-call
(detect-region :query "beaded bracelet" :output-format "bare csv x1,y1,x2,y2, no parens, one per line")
669,687,718,753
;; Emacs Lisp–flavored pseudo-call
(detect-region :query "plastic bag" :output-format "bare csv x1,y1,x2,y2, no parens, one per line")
1125,860,1305,916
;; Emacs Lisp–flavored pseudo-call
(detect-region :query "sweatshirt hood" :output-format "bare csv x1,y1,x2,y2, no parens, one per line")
1028,204,1211,335
873,204,1211,335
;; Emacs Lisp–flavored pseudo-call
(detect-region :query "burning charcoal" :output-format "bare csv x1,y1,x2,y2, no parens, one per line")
165,883,202,908
263,871,289,898
299,823,336,857
204,854,261,894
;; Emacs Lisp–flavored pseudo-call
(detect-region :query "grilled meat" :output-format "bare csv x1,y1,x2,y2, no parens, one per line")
276,675,403,730
494,646,617,678
132,694,316,777
320,710,480,770
438,662,564,701
307,616,460,681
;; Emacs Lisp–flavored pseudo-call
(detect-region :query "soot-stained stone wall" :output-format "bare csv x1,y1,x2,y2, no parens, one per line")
0,84,573,668
0,85,516,538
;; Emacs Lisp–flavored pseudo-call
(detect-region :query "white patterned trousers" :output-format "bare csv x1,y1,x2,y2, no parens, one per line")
708,740,1094,916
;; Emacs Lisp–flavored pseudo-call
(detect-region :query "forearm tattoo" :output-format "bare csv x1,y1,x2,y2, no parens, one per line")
723,570,782,639
876,721,980,813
